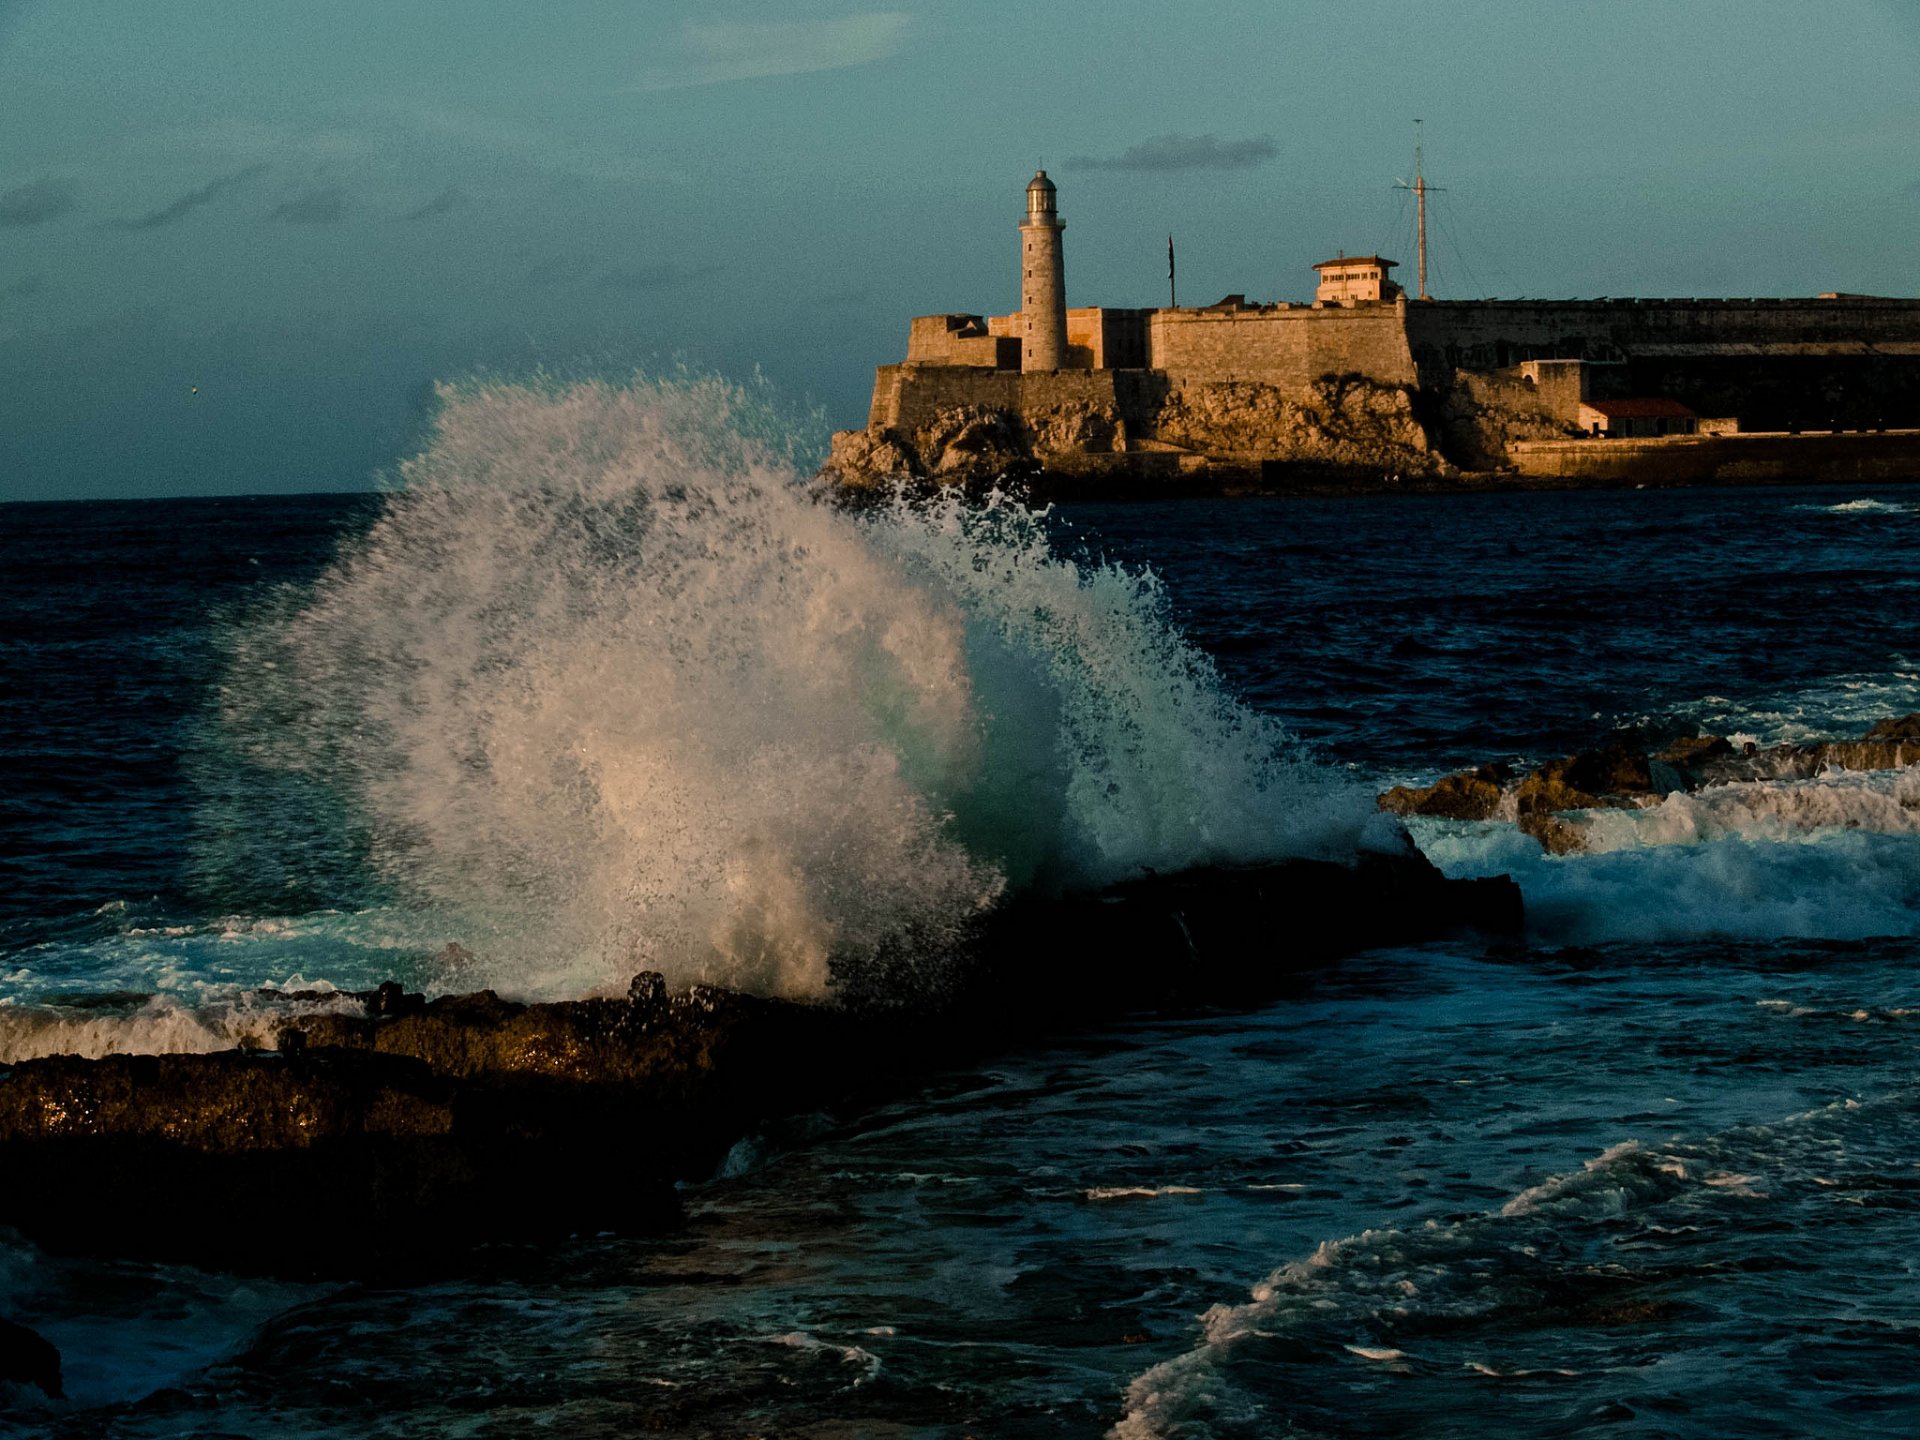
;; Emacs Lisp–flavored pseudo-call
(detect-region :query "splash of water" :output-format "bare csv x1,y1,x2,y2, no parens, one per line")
213,374,1366,1002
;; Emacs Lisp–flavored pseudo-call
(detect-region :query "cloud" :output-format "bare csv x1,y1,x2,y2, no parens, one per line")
405,186,468,221
268,186,349,225
115,164,267,229
0,177,77,227
596,262,723,292
636,12,908,91
1072,134,1278,172
5,274,46,298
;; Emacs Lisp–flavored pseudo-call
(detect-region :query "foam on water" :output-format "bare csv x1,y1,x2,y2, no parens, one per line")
1674,663,1920,749
1798,497,1917,514
1412,762,1920,946
207,373,1365,1004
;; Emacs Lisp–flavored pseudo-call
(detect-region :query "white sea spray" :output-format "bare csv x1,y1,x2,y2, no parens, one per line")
205,373,1366,1004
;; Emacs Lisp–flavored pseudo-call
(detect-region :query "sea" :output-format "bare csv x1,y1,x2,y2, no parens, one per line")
4,376,1920,1437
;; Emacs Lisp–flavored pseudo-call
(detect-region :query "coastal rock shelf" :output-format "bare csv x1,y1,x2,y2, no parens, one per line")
0,852,1518,1278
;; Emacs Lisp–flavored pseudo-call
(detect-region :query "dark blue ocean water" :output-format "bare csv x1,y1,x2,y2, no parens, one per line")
4,476,1920,1437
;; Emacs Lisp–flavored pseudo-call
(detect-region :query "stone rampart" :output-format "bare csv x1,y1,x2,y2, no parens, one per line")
1148,305,1418,390
870,365,1166,434
1405,298,1920,372
1507,429,1920,485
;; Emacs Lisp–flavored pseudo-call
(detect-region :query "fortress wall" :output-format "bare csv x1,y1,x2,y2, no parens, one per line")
1508,430,1920,485
1410,300,1920,429
906,315,1019,368
872,366,1166,432
1148,307,1418,390
1404,299,1920,371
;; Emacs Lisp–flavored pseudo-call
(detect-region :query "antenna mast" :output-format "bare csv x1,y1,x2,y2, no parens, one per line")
1393,120,1444,301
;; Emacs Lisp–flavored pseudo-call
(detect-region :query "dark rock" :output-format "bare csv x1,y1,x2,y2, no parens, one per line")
1562,740,1656,799
1519,811,1587,855
627,971,667,1010
1865,713,1920,741
1656,734,1733,768
0,1320,61,1397
1513,757,1604,815
373,980,424,1017
1379,764,1508,820
0,855,1519,1278
1812,739,1920,773
0,1317,62,1399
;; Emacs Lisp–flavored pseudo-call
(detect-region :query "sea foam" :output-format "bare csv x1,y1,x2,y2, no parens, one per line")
209,374,1366,1004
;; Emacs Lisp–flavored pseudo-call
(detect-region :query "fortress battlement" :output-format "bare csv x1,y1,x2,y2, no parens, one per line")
833,171,1920,493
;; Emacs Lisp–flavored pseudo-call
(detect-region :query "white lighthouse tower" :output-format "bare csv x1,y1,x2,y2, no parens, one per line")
1019,170,1068,372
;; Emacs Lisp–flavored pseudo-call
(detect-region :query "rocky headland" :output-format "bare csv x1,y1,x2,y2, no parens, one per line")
825,372,1471,499
0,853,1518,1281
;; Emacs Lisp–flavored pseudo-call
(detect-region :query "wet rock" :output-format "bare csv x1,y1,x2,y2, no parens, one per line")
627,971,667,1011
1512,758,1605,816
1866,713,1920,742
1562,739,1657,799
0,855,1519,1278
1518,811,1587,856
1655,733,1733,769
1810,738,1920,773
0,1317,63,1400
1379,764,1508,820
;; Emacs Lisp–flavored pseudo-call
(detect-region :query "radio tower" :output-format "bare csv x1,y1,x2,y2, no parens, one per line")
1394,121,1444,301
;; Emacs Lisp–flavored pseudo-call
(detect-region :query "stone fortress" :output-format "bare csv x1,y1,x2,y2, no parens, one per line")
828,170,1920,493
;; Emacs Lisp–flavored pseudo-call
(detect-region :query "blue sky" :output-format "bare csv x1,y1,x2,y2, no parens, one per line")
2,0,1916,500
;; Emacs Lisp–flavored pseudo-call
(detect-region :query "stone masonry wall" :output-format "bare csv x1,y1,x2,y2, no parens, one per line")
1148,305,1418,390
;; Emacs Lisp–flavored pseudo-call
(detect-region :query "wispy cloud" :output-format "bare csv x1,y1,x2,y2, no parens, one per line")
0,177,77,227
268,186,349,225
4,274,46,298
115,164,267,229
406,186,468,221
1073,134,1278,172
596,262,723,292
635,12,908,91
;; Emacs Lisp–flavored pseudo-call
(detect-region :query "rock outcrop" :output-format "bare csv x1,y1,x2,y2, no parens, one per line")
0,1317,62,1401
1150,375,1440,477
826,373,1452,498
0,854,1520,1277
1380,714,1920,853
1429,369,1582,472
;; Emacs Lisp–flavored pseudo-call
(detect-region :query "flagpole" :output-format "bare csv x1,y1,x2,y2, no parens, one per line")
1168,234,1176,309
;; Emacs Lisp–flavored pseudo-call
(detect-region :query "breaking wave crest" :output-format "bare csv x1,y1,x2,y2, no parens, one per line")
1113,1091,1907,1439
1417,768,1920,945
209,374,1365,1003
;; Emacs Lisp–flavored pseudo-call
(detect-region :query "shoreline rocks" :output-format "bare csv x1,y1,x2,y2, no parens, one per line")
1381,714,1920,852
0,1317,62,1401
0,853,1518,1278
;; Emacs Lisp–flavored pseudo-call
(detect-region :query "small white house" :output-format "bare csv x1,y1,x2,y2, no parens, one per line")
1576,397,1699,438
1312,255,1403,305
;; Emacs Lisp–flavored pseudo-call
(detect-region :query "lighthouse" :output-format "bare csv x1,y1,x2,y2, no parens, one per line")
1018,170,1068,372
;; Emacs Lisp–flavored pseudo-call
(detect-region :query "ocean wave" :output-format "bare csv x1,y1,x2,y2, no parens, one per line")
1674,666,1920,750
1112,1092,1905,1439
1413,768,1920,945
1796,498,1916,515
204,373,1366,1004
0,989,367,1064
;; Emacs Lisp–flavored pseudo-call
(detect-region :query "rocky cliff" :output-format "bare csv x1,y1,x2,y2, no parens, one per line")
827,372,1465,497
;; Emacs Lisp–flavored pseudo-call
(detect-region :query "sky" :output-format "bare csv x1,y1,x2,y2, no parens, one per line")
1,0,1916,501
